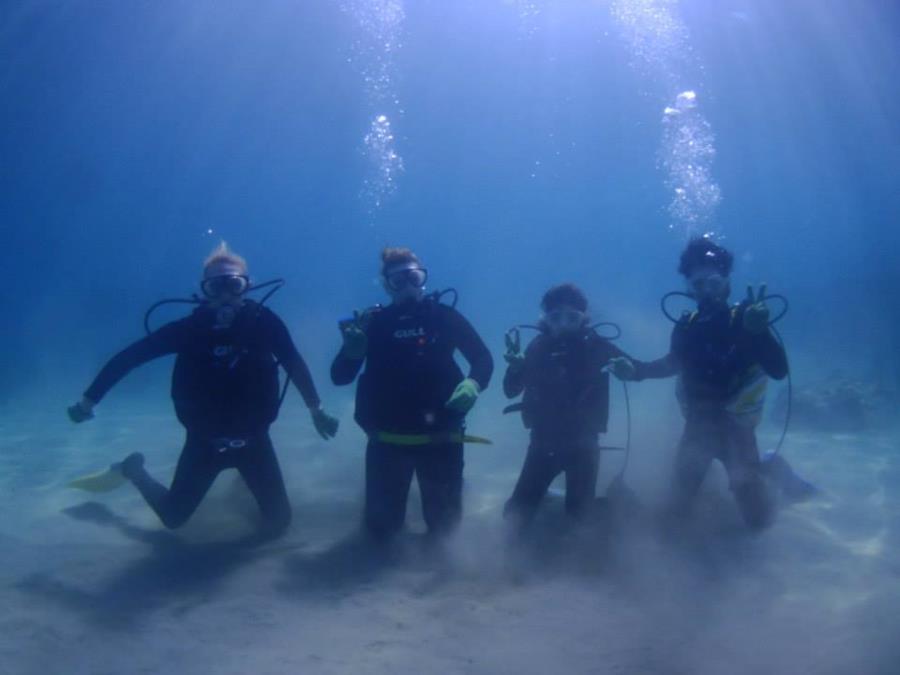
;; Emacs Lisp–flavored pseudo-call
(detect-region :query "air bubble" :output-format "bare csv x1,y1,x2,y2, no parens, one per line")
342,1,406,211
610,1,721,236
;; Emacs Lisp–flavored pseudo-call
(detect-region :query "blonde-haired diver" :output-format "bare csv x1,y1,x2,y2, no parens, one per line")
67,242,338,538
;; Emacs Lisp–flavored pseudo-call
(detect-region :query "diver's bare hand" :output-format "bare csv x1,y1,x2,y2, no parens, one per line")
310,406,339,440
504,330,525,371
608,357,637,381
743,284,770,334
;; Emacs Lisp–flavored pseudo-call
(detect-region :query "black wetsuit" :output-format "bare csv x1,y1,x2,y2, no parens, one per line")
503,329,631,523
331,298,493,538
84,301,321,533
634,300,788,528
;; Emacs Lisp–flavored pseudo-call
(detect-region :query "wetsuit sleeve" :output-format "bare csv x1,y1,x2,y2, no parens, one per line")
83,319,187,403
330,322,366,386
449,308,494,390
266,311,322,409
602,340,633,364
632,326,682,381
330,353,364,386
633,353,679,380
599,339,662,381
750,330,788,380
503,340,533,399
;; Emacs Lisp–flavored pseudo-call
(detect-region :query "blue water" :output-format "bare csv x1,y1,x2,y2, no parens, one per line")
2,2,899,673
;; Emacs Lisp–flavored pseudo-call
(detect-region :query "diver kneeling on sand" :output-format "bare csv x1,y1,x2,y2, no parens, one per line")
67,243,339,537
330,247,493,541
609,236,791,530
502,284,639,531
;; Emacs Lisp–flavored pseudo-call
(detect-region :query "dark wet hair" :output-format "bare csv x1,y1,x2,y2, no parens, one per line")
381,247,421,273
541,283,588,313
678,236,734,278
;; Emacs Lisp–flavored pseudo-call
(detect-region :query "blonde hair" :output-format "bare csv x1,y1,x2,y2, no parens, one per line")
380,246,420,273
203,241,248,274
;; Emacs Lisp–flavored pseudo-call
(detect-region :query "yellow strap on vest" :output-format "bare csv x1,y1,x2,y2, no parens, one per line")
373,432,493,446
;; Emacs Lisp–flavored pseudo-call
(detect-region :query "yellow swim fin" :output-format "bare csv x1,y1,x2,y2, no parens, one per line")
67,466,128,493
462,435,493,445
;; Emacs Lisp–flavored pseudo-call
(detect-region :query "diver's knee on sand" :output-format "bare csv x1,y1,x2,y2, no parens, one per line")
364,507,405,540
733,475,775,530
259,508,291,538
153,500,200,530
120,453,193,529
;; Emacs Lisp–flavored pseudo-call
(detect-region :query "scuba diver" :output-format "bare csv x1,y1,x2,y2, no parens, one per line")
503,284,636,529
331,247,493,540
609,236,787,529
66,243,339,537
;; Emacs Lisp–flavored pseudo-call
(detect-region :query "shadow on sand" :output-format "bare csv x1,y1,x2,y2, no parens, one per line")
14,487,791,632
275,526,460,600
15,501,303,630
275,496,632,601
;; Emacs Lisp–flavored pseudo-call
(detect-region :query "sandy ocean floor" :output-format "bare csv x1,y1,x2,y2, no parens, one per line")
2,401,899,675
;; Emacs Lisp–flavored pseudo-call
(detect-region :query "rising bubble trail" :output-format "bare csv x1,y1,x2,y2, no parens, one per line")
343,0,406,211
610,0,721,237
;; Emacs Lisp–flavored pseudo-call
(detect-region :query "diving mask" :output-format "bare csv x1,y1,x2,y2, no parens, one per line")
384,264,428,292
688,268,729,303
201,274,250,299
543,308,587,335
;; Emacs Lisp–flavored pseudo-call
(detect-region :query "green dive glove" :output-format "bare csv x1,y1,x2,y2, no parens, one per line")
608,357,637,381
340,323,368,360
743,284,770,334
311,407,339,440
446,378,481,414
